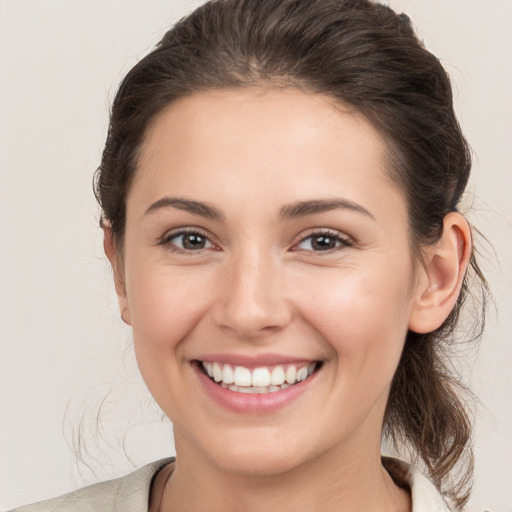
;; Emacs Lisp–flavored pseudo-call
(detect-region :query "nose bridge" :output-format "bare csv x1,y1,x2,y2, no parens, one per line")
214,243,290,337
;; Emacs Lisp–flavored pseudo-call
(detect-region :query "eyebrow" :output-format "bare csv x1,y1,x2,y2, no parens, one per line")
280,198,375,221
144,196,374,222
144,197,225,221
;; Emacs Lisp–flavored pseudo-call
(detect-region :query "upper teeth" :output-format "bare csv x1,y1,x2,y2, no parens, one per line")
202,361,317,388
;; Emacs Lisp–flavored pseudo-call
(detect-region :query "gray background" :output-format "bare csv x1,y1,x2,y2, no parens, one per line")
1,1,511,510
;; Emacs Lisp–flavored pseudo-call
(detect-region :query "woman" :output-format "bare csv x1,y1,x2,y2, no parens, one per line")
11,0,489,510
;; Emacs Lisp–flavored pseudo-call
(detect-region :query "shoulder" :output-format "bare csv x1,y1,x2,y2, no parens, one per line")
10,456,453,512
383,456,453,512
8,459,173,512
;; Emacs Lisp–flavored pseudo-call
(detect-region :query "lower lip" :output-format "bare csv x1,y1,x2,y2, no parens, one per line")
193,362,319,414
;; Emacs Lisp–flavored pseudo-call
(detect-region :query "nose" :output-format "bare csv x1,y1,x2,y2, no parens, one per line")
212,249,292,339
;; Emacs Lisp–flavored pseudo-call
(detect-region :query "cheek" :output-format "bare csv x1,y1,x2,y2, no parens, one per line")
298,262,413,369
124,264,216,415
126,264,212,355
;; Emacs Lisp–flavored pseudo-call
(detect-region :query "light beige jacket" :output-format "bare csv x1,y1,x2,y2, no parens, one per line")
9,457,452,512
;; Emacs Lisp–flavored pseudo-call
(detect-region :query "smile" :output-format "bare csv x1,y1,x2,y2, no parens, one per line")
200,361,319,394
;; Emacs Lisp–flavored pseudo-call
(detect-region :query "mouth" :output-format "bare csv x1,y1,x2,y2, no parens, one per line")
198,360,321,394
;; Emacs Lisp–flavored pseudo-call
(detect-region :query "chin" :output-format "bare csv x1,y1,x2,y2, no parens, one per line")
191,427,317,477
213,449,303,477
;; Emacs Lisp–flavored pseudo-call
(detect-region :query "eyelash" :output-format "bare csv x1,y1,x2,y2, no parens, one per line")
160,228,216,254
160,228,352,254
292,229,353,253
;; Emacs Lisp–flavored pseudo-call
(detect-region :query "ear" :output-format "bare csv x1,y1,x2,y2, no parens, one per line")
408,212,471,334
103,224,132,326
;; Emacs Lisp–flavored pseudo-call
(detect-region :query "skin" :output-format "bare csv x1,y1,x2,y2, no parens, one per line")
105,88,471,512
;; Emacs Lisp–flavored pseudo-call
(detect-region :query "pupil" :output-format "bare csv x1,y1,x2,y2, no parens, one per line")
183,234,205,249
312,235,335,250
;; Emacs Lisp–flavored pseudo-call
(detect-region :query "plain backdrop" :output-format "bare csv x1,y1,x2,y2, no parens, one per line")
0,1,511,510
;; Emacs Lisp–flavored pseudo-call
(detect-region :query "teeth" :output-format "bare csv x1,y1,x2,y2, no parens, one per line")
285,366,297,384
251,367,270,387
270,366,285,385
234,366,252,387
222,364,234,384
212,362,223,382
296,366,308,382
201,361,318,393
238,386,268,394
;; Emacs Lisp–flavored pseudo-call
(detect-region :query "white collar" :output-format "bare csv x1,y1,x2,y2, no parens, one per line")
383,457,452,512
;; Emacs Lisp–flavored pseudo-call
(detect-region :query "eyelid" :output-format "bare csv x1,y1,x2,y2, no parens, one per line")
157,226,353,254
159,226,219,252
290,228,353,253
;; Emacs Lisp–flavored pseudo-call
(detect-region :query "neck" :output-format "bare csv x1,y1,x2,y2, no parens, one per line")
160,439,411,512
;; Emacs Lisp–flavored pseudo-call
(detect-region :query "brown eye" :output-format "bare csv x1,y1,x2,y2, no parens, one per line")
167,231,213,251
295,231,351,252
182,233,207,249
310,234,337,250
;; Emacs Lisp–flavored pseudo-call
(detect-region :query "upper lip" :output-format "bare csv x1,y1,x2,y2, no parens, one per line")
195,353,320,368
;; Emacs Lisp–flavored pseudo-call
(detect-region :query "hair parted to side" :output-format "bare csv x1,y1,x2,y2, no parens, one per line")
94,0,489,507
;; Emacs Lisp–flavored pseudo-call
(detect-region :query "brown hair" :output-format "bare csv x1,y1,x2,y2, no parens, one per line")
94,0,489,507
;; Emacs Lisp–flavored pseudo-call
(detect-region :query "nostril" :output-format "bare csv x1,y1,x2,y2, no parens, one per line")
212,302,292,339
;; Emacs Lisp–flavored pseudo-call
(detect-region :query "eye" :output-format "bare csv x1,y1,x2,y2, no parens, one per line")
294,230,352,252
163,229,214,252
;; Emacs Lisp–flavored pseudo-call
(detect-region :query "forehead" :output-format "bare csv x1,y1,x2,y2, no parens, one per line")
131,87,405,220
138,87,383,169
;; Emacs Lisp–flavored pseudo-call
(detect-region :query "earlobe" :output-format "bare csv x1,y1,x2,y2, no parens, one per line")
103,224,132,326
408,212,471,334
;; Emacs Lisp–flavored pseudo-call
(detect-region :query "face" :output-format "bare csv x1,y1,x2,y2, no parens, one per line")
115,88,421,476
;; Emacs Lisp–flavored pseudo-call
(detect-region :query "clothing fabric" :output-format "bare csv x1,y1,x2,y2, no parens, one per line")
8,459,172,512
9,457,451,512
